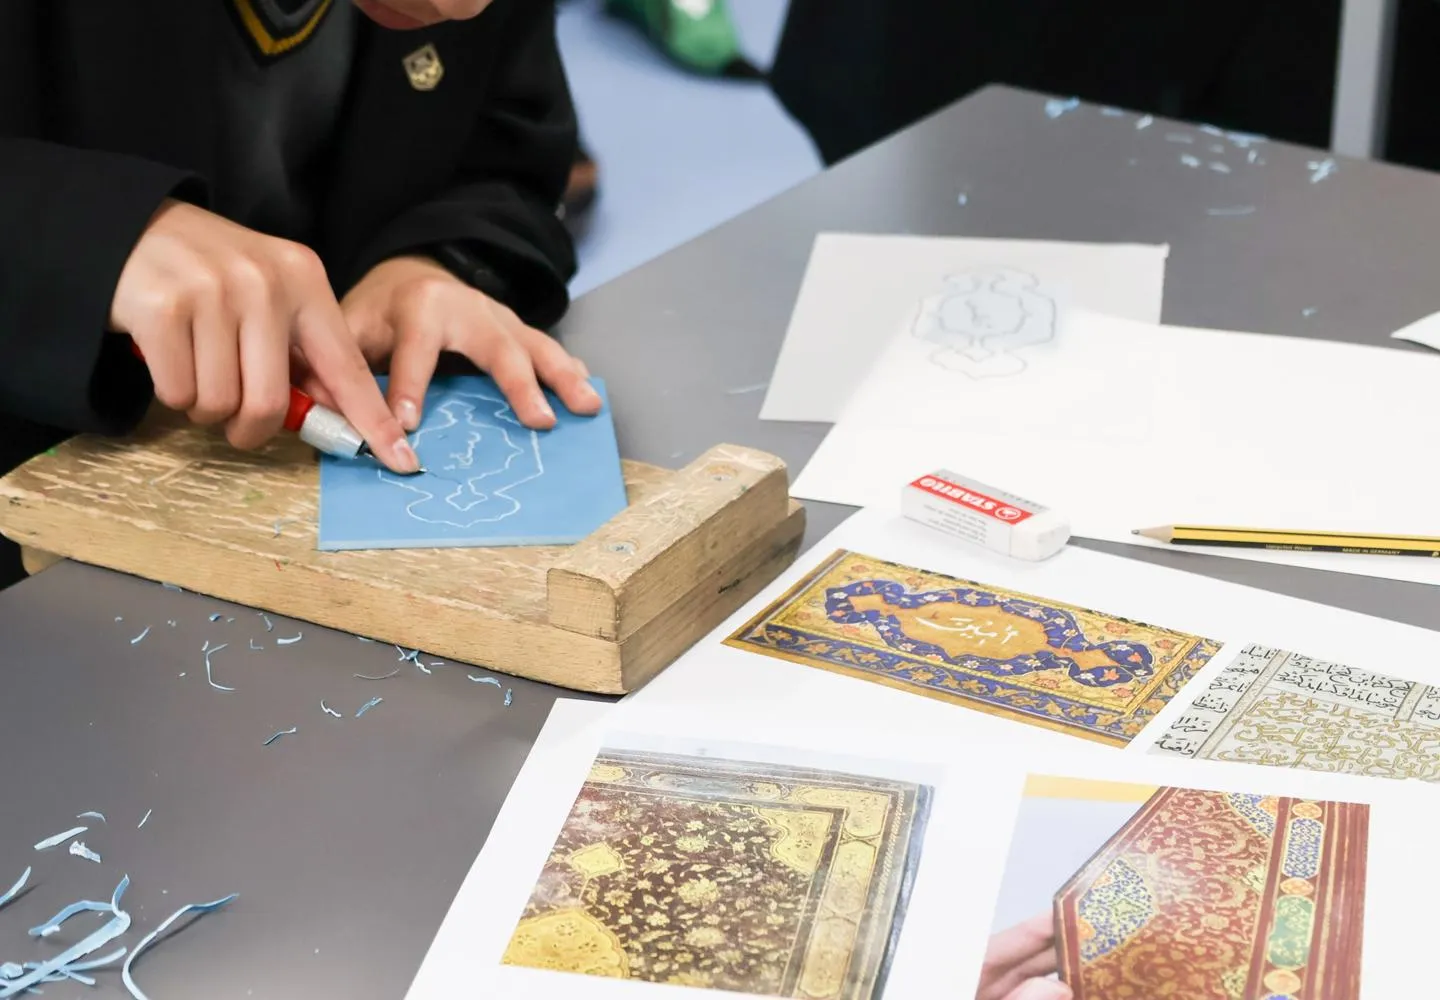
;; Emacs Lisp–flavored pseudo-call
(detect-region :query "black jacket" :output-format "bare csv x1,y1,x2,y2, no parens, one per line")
0,0,578,444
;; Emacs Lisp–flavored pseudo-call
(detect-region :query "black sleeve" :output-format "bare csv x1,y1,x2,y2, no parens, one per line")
0,138,206,433
338,0,579,329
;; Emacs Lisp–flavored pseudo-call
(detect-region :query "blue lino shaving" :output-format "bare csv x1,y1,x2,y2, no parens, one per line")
1226,130,1266,147
1308,157,1337,183
121,894,237,1000
166,620,177,628
276,633,302,645
114,616,123,622
356,635,374,642
162,583,182,592
250,639,263,650
0,868,30,910
417,662,432,675
203,641,233,692
33,826,87,851
468,675,501,687
137,809,152,829
355,697,383,718
259,612,274,632
1180,154,1200,168
1302,307,1318,317
68,841,101,864
1042,96,1079,119
503,688,513,707
1199,123,1223,136
395,645,421,662
1207,206,1256,216
0,876,132,997
1100,106,1123,116
76,811,106,823
1209,162,1231,174
354,668,400,680
321,701,342,718
129,627,150,645
208,613,223,622
1248,149,1260,163
956,192,968,206
1135,114,1153,129
1164,132,1194,144
0,965,18,980
262,727,297,746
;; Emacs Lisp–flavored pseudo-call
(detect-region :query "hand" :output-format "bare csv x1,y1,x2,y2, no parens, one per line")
324,255,601,432
975,914,1072,1000
109,200,419,473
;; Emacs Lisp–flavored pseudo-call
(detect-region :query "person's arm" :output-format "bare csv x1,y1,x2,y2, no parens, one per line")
336,0,579,329
0,138,206,433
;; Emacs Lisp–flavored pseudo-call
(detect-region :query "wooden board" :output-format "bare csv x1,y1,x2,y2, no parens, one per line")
0,411,804,694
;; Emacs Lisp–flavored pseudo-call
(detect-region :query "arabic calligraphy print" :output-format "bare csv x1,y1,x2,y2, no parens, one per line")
910,267,1057,378
502,749,931,998
1152,644,1440,781
726,550,1220,746
1037,779,1369,1000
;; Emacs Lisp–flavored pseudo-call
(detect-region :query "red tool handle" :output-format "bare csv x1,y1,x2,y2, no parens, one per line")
128,338,314,433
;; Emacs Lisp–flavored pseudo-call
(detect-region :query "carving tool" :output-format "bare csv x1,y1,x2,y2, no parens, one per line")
126,339,421,473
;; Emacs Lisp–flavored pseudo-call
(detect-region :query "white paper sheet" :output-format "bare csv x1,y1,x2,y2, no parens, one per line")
759,234,1169,423
631,509,1440,755
791,310,1440,585
1390,308,1440,351
406,692,1440,999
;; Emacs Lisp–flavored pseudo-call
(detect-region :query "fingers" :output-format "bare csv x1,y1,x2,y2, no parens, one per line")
185,276,241,426
516,325,602,417
985,914,1057,970
384,325,441,432
1006,980,1072,1000
295,295,419,474
132,289,199,413
483,335,555,429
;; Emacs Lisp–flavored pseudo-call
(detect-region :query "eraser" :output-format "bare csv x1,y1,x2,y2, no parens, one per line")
902,470,1070,561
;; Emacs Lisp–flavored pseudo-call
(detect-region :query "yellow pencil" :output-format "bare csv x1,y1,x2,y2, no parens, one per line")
1133,525,1440,558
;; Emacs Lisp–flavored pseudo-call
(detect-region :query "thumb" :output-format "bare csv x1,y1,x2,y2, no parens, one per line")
1007,980,1073,1000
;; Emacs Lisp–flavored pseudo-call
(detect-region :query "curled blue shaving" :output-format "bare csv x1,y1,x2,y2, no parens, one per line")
121,894,237,1000
1043,96,1080,119
1100,106,1123,116
259,612,274,632
0,964,18,980
1209,161,1231,174
0,867,31,910
276,633,302,645
208,613,223,622
203,642,233,692
1199,123,1223,136
1308,157,1337,183
1302,307,1318,317
1180,154,1201,168
468,675,501,688
129,627,150,645
1207,205,1256,216
137,809,152,829
161,583,182,592
8,876,132,996
395,646,421,663
321,701,341,718
166,620,177,628
354,668,400,681
1164,132,1194,144
355,635,374,642
250,639,263,650
114,616,123,622
34,826,87,851
1248,149,1261,164
1135,114,1153,129
68,842,101,864
1227,130,1267,147
503,689,513,707
262,727,297,747
355,697,383,718
76,811,106,823
417,662,432,675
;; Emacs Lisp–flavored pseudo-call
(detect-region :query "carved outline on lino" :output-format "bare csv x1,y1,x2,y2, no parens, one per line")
378,391,545,528
910,267,1057,379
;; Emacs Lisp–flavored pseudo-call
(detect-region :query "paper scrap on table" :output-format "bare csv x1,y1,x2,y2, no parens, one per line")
760,233,1169,423
318,374,628,551
791,309,1440,586
1390,309,1440,351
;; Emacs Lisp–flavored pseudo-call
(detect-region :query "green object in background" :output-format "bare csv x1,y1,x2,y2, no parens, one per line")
604,0,763,79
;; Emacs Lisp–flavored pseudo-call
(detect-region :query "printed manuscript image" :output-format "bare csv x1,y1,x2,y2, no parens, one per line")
502,749,931,999
727,550,1220,745
1152,644,1440,781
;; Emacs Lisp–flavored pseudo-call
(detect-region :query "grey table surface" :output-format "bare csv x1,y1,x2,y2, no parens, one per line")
3,84,1438,997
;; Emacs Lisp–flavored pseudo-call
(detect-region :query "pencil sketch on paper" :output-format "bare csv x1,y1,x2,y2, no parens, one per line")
378,392,544,528
910,268,1057,378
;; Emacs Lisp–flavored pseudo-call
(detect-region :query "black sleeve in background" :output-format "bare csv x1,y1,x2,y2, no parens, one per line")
0,138,205,435
339,0,579,330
